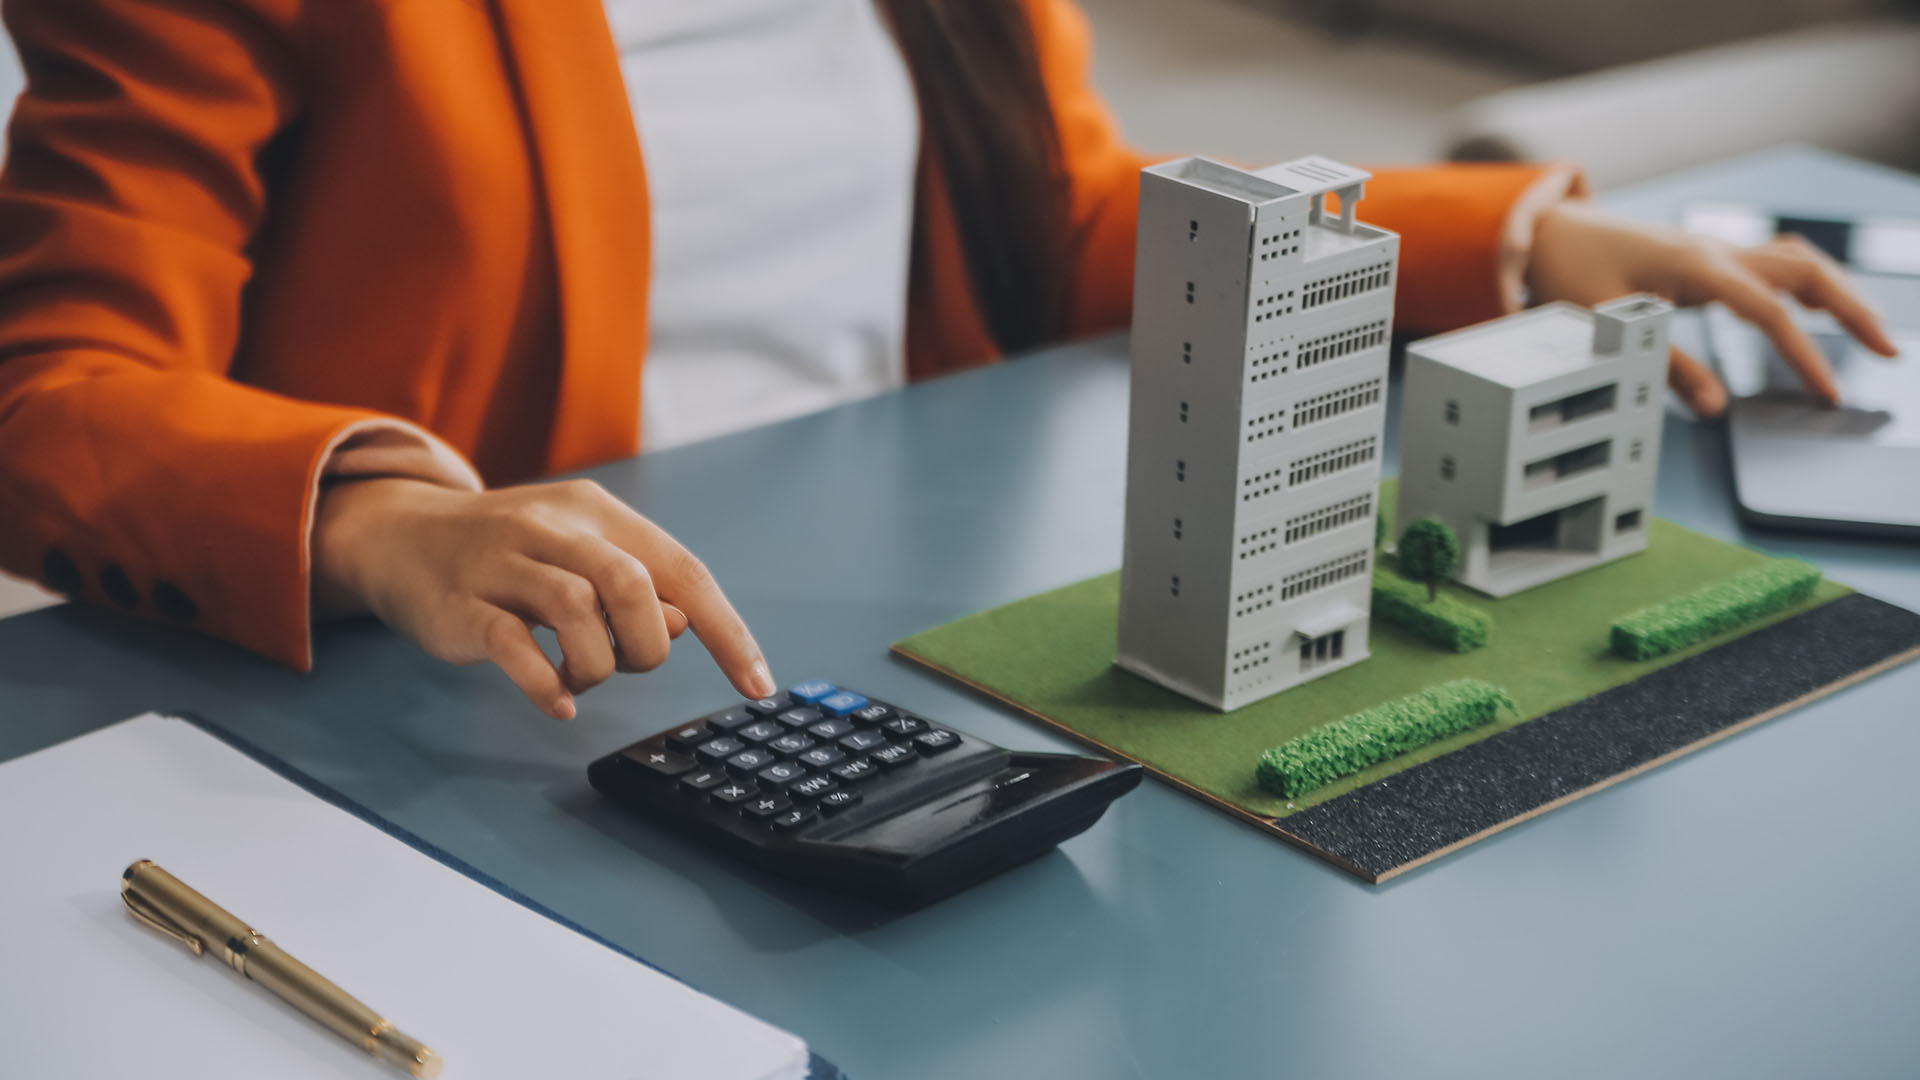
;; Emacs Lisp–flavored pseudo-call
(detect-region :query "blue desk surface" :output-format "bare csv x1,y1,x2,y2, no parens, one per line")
4,147,1917,1079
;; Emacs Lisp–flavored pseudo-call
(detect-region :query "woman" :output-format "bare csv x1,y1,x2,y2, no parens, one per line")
0,0,1894,720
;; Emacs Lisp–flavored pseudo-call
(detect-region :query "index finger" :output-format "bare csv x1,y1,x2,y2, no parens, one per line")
1742,238,1899,358
601,505,774,699
1701,258,1841,406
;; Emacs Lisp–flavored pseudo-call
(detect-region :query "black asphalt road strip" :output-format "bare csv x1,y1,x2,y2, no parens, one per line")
1277,592,1920,881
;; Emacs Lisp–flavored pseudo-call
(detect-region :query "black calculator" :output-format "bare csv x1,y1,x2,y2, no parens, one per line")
588,681,1143,908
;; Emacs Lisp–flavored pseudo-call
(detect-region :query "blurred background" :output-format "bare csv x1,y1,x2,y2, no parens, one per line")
0,0,1915,616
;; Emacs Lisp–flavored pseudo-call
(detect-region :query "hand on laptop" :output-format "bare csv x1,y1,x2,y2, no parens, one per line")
1524,199,1899,418
312,477,777,720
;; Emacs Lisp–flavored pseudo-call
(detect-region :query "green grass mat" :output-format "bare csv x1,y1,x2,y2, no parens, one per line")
894,504,1849,820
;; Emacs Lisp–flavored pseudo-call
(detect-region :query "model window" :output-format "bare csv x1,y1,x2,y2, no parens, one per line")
1444,400,1460,425
1615,510,1643,533
1636,383,1650,406
1441,455,1456,481
1630,439,1644,462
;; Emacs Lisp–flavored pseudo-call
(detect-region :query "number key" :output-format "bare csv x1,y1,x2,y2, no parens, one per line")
705,708,757,733
694,737,745,763
768,733,815,756
807,717,856,741
796,746,845,770
838,730,888,754
745,697,787,718
777,707,824,730
757,762,808,788
725,748,777,775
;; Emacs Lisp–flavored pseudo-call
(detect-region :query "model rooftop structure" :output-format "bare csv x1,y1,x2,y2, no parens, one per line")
1395,295,1674,598
1118,155,1399,711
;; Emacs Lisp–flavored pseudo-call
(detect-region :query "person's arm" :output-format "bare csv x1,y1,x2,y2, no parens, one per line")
0,0,774,715
0,0,463,670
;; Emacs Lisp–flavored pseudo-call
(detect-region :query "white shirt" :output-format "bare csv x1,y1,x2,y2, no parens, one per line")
605,0,921,452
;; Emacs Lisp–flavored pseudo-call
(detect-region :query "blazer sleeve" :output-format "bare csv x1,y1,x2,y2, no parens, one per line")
1025,0,1573,339
0,0,445,670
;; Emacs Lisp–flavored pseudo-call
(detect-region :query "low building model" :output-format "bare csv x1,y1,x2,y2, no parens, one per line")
1118,155,1398,711
1395,295,1674,597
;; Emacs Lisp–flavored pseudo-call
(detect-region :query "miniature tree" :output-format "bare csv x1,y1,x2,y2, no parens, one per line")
1398,517,1460,601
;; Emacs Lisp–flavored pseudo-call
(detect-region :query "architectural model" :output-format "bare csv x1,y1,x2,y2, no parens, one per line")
1395,295,1674,597
1118,155,1399,711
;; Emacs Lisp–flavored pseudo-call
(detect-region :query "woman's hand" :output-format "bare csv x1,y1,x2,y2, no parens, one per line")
1523,199,1899,417
313,476,776,720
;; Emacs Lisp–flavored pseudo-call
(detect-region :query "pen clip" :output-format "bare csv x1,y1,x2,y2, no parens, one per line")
122,862,204,956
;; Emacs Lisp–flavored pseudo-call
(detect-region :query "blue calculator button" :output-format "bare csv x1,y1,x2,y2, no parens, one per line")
789,681,837,704
817,691,869,717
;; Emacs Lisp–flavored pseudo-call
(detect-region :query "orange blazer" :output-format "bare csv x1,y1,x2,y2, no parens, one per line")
0,0,1555,671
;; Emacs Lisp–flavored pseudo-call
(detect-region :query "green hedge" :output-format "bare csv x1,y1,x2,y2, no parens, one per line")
1609,558,1822,661
1371,569,1491,652
1256,679,1514,798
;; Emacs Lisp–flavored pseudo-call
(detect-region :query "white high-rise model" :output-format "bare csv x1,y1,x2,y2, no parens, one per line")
1118,155,1398,711
1394,295,1673,597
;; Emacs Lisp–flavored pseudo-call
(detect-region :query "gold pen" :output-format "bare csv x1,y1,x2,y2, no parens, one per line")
121,859,443,1078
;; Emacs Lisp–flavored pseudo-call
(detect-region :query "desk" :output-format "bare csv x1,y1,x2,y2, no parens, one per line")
3,146,1917,1079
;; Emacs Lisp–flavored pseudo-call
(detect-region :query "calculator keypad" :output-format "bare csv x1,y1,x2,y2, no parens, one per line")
627,681,973,836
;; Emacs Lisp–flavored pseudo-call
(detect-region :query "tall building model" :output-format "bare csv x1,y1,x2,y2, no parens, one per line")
1118,155,1398,711
1395,295,1673,597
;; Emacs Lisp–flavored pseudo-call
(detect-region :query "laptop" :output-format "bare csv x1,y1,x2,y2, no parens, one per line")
1685,204,1920,538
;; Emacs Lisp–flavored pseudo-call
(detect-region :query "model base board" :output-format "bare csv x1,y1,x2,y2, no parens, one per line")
892,512,1920,882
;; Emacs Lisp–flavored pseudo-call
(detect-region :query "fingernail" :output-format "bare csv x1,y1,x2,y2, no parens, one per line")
554,695,577,721
751,660,776,699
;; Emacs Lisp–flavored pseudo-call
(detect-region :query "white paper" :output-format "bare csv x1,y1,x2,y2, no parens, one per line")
0,714,808,1080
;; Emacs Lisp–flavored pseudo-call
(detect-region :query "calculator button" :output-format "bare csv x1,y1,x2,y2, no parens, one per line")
807,717,856,741
881,715,927,738
693,737,745,763
870,743,917,768
772,807,819,832
789,681,837,704
817,691,869,717
725,748,777,775
817,790,862,814
776,707,825,730
737,721,786,744
789,774,838,800
757,762,808,788
768,733,815,756
710,781,758,805
745,697,787,718
913,729,961,755
830,758,878,783
704,708,757,733
850,704,895,727
622,747,696,779
679,768,728,793
838,730,888,754
664,725,711,752
796,746,845,770
743,795,792,820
